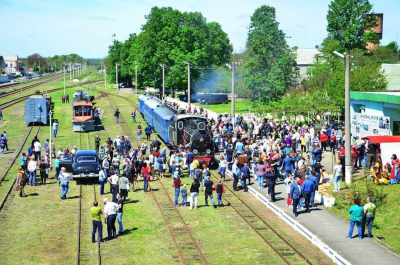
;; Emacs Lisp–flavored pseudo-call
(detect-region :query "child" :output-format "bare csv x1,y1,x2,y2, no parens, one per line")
181,184,188,206
284,175,293,207
217,156,227,181
150,165,156,181
137,125,142,141
215,180,225,207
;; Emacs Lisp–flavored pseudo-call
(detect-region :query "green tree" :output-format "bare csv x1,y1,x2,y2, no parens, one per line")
106,34,123,84
243,5,296,103
109,7,232,90
326,0,378,52
303,44,387,110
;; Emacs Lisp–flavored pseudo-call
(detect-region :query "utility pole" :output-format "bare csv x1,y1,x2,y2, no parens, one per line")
63,65,66,95
344,54,351,184
231,62,235,126
104,65,107,90
185,62,191,106
70,63,72,80
135,61,138,95
333,51,352,184
115,63,119,92
49,110,53,170
161,64,165,101
20,76,23,95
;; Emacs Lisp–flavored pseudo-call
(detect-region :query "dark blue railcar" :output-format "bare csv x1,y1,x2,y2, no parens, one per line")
153,105,176,144
138,93,154,114
142,97,161,128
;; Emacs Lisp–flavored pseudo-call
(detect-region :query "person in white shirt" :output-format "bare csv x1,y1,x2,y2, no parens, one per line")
27,158,37,186
34,141,42,161
108,173,119,203
103,198,118,240
292,130,301,151
114,136,122,153
304,131,311,152
309,126,315,138
59,167,73,199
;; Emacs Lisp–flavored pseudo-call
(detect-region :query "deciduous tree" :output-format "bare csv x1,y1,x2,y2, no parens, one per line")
326,0,378,52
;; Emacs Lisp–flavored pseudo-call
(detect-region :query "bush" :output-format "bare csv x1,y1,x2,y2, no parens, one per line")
346,177,388,207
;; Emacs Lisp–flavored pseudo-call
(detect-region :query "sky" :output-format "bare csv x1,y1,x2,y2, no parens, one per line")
1,0,399,58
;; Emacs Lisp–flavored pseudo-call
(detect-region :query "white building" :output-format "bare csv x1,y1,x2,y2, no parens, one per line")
0,54,23,76
295,48,321,80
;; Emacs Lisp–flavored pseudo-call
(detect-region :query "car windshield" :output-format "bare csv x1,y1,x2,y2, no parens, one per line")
76,156,97,163
59,154,72,161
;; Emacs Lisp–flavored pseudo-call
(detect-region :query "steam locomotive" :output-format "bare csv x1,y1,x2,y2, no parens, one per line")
139,93,214,164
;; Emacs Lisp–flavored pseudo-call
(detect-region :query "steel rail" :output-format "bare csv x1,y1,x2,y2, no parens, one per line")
0,126,41,211
209,171,313,265
102,92,209,264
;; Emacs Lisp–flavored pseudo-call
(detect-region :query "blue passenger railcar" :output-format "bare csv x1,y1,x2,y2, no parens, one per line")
153,105,176,144
24,95,50,125
138,93,154,114
142,97,161,128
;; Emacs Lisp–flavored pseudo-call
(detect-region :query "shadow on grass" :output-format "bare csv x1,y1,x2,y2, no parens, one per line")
121,227,138,236
26,193,39,197
125,200,139,204
66,195,80,199
93,125,105,131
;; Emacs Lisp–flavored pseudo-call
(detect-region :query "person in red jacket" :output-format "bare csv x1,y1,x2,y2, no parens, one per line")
214,180,225,207
320,132,328,152
174,174,181,206
330,133,337,154
142,164,150,192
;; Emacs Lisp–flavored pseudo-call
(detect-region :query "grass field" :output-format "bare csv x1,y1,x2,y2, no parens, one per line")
0,75,334,264
327,175,400,254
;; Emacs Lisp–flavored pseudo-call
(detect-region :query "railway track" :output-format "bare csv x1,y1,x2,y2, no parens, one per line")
0,126,41,212
0,73,63,91
76,131,101,265
0,75,63,99
209,171,314,265
77,184,101,265
151,179,210,265
103,92,209,264
0,79,102,110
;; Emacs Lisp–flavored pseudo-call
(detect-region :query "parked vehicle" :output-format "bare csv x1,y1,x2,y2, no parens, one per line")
59,150,101,179
0,76,9,84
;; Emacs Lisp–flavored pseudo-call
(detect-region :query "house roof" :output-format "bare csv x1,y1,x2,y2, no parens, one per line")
381,64,400,91
295,49,320,65
350,91,400,105
0,54,18,61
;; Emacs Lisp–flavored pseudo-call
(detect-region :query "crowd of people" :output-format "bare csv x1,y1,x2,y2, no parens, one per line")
14,105,393,243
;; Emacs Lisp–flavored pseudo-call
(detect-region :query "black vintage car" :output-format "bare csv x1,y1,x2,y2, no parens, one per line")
59,150,101,179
